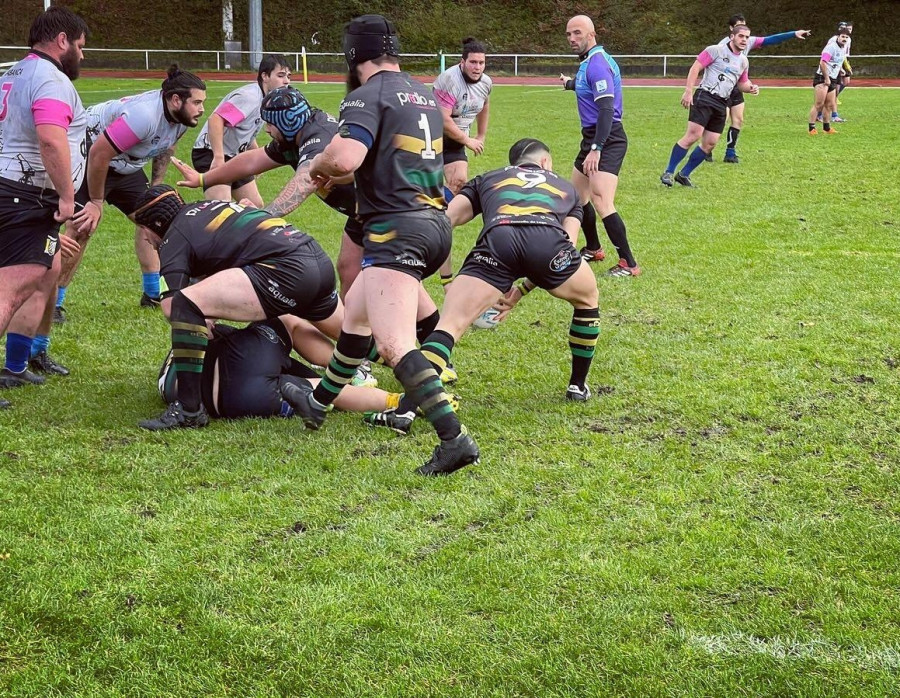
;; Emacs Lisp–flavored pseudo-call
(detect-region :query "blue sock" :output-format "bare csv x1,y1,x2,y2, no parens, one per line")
142,272,160,299
725,147,736,157
443,186,454,203
4,333,32,373
666,144,688,174
680,147,709,176
56,286,67,308
30,334,50,358
832,112,839,119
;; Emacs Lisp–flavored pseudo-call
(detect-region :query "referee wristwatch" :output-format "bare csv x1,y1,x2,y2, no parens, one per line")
590,144,601,152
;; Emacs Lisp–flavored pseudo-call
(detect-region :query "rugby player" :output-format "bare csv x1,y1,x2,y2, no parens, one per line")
661,25,758,188
0,7,89,407
365,138,599,435
172,86,447,387
712,14,811,163
61,65,206,313
156,317,402,420
809,26,851,135
190,54,291,206
560,14,639,277
432,37,492,286
829,22,853,122
289,14,479,476
131,185,342,431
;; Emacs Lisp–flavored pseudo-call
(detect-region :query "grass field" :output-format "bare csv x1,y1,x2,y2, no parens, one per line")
2,79,899,696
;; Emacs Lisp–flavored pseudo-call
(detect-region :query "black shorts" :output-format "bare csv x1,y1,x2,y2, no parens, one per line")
458,224,581,293
75,167,149,217
191,148,255,190
0,179,61,269
159,320,319,418
443,138,467,165
726,85,744,108
689,89,728,134
242,238,339,321
360,209,451,281
344,216,365,247
574,120,628,177
812,73,840,92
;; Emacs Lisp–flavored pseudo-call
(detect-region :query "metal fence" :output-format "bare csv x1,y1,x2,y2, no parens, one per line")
3,46,900,79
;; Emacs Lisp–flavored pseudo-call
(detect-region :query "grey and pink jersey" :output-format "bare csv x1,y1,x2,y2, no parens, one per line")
86,89,187,175
717,35,765,57
0,52,86,191
432,65,492,135
820,38,849,78
696,44,749,99
193,82,263,156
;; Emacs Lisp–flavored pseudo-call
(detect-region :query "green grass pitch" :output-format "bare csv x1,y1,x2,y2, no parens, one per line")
1,79,899,696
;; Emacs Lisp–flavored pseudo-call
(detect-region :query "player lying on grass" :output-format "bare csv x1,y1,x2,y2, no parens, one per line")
364,138,601,436
130,185,343,431
156,317,401,420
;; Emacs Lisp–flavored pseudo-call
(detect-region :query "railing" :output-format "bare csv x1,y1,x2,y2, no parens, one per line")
3,46,900,79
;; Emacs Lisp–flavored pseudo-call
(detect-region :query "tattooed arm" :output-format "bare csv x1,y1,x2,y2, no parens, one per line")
266,163,323,218
151,147,174,186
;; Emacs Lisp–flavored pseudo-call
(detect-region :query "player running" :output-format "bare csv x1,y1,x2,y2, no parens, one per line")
712,14,811,163
190,54,291,206
661,25,758,188
808,26,851,135
289,14,479,476
432,36,492,286
0,7,89,407
365,138,599,435
132,186,342,431
560,14,639,277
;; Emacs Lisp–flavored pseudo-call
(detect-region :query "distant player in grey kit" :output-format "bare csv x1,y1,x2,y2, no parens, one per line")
660,25,759,188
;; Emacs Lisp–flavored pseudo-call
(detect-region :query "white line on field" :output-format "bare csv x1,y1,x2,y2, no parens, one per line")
683,630,900,670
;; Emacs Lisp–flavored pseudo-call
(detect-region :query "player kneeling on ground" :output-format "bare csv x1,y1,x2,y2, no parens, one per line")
132,185,342,431
157,317,400,420
365,138,600,434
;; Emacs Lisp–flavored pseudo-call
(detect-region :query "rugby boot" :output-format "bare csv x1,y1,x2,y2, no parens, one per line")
29,351,70,376
723,154,739,164
440,362,459,384
808,128,819,135
416,426,480,476
607,258,642,277
139,401,209,431
363,408,415,435
0,398,10,409
824,128,838,135
565,384,592,402
580,246,606,263
140,293,162,308
0,367,46,388
52,305,67,324
660,171,674,187
280,380,328,429
674,171,694,187
351,362,378,387
703,151,713,163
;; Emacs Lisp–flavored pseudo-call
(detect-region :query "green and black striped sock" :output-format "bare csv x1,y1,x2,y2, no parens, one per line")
568,307,600,389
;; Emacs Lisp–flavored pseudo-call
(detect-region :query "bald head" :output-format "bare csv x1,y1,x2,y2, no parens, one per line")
566,14,597,54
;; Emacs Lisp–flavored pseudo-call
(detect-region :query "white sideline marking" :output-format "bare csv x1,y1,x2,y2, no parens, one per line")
684,630,900,670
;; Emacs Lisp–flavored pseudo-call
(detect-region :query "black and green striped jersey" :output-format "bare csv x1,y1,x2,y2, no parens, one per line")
159,200,313,297
338,70,445,218
458,164,583,235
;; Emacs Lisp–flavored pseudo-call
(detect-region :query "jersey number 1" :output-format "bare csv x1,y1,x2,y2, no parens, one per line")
418,114,436,160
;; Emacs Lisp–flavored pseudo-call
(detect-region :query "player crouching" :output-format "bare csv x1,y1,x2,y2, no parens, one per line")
132,185,342,430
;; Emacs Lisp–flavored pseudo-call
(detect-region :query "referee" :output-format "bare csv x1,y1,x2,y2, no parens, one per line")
561,14,639,277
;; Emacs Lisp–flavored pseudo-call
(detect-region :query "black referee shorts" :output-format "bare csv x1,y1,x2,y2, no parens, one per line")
574,121,628,177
